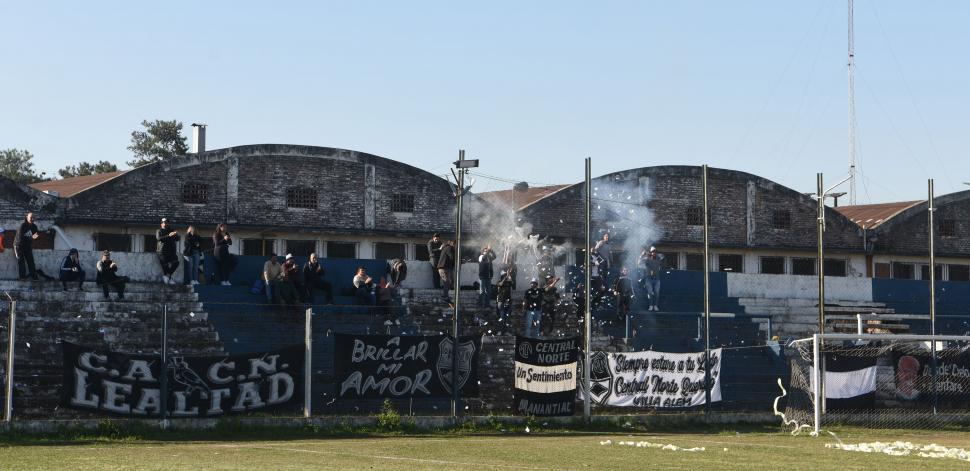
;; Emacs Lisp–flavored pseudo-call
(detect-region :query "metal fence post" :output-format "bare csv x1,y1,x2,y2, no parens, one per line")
160,304,169,428
304,307,312,418
4,301,15,423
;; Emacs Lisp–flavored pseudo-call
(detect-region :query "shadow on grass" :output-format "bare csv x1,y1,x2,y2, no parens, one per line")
1,418,786,447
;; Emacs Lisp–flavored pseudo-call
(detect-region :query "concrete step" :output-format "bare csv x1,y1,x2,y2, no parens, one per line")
0,280,193,294
11,300,205,314
8,290,198,303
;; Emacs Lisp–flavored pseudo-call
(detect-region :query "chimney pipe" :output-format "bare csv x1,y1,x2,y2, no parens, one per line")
191,123,207,154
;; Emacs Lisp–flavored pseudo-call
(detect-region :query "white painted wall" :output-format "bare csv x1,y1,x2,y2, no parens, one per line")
726,272,872,302
1,249,180,283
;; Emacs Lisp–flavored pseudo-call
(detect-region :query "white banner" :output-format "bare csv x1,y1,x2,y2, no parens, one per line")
582,349,722,408
514,362,577,394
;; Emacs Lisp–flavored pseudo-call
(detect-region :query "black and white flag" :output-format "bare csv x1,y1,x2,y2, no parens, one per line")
814,353,877,410
514,336,578,416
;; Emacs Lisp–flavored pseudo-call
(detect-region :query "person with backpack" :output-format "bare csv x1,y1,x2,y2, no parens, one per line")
477,245,496,307
183,225,203,285
14,212,40,281
522,278,543,338
156,217,180,285
59,248,85,291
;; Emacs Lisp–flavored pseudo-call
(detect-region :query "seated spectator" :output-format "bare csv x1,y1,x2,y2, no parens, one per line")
263,253,282,303
96,250,127,300
303,253,334,304
353,267,375,306
278,253,300,304
59,248,85,291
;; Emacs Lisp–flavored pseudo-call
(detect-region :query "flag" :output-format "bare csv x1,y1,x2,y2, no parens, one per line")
812,353,877,410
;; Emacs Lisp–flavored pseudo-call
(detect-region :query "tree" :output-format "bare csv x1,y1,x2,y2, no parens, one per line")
0,148,48,183
127,119,189,167
58,160,120,179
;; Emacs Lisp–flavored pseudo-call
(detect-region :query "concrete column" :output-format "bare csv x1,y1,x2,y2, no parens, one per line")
364,164,376,230
226,156,239,224
746,180,756,247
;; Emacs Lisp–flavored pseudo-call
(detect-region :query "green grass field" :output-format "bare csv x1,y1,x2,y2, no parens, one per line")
3,428,970,470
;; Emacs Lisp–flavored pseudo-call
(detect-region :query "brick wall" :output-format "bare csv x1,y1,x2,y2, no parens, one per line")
874,192,970,257
521,166,863,252
61,144,455,237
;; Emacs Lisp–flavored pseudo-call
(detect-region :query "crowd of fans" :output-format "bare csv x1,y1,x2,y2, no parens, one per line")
11,211,665,337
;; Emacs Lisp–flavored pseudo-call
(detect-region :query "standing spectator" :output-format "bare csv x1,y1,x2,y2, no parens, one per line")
278,254,300,305
437,240,456,305
156,217,180,285
388,258,407,288
540,275,560,336
477,245,496,307
96,251,127,300
262,253,282,303
427,233,443,289
59,248,85,291
613,267,634,321
593,232,613,283
14,212,40,281
642,246,665,311
183,225,203,285
212,223,234,285
302,253,334,304
494,268,514,333
522,279,543,338
353,267,376,305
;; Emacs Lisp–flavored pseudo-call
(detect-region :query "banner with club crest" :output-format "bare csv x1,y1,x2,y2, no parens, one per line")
334,334,480,398
61,342,304,417
514,336,579,416
580,349,722,408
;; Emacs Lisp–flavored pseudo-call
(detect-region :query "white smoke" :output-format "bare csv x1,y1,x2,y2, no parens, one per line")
590,173,664,273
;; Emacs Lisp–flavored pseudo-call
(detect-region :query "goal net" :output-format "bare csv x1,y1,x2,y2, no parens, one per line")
785,334,970,433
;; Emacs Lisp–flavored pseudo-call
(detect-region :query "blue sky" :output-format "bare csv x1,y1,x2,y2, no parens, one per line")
1,1,967,202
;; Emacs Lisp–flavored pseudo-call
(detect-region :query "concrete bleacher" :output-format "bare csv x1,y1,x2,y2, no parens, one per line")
0,280,223,417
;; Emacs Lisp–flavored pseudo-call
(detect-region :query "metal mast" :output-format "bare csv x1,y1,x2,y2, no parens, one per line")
848,0,857,205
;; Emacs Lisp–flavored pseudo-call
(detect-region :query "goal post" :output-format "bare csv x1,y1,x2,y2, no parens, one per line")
785,333,970,434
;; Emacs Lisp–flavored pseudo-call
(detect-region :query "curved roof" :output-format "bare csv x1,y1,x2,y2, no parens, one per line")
66,144,450,199
869,190,970,234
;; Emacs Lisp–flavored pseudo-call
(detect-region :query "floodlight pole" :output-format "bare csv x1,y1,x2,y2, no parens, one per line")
702,165,711,412
817,174,826,334
583,157,592,423
928,179,939,414
451,149,475,419
160,304,169,428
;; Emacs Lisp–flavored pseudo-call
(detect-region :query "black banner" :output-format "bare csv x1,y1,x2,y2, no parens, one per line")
334,334,480,398
61,342,303,417
893,348,970,404
514,336,578,416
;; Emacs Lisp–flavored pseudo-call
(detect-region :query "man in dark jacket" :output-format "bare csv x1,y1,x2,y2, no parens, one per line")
156,218,180,285
437,240,455,304
14,212,40,281
540,275,560,336
477,245,496,307
613,267,634,321
96,251,127,300
494,268,514,333
522,279,543,337
59,248,85,291
303,253,333,304
427,233,443,289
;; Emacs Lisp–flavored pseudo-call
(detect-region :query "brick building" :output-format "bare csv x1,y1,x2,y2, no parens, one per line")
506,166,902,279
29,144,457,261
